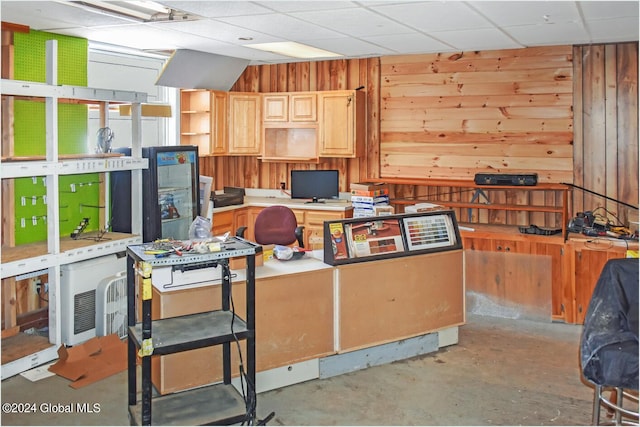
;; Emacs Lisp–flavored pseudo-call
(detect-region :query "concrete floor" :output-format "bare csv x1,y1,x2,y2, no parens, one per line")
1,314,595,426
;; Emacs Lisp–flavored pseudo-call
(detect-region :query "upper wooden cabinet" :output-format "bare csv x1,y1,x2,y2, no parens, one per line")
228,92,261,155
263,93,317,122
319,90,365,158
180,89,364,159
180,89,227,155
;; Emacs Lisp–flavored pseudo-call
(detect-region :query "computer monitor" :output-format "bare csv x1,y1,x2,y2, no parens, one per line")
290,169,339,203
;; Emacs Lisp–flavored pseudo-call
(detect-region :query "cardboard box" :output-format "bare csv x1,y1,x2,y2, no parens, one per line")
150,282,246,395
229,245,271,270
49,334,127,389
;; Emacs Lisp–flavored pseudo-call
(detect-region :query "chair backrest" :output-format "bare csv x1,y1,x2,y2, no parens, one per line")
253,205,300,246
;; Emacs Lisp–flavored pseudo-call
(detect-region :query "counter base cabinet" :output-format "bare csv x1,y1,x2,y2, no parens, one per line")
461,226,567,323
337,250,464,352
569,239,630,325
462,225,636,324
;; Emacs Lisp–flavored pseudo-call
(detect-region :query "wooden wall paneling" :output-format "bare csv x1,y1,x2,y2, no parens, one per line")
583,45,607,212
572,46,585,215
616,43,639,225
604,45,619,220
380,46,574,183
573,42,638,226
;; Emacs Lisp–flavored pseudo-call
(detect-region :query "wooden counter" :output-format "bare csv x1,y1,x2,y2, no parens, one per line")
149,249,463,393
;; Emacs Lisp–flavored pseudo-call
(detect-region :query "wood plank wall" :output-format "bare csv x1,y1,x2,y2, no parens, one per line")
573,43,638,226
379,46,574,183
202,43,638,228
198,58,381,193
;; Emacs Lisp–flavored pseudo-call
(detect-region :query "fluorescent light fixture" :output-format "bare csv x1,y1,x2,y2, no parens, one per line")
243,42,342,59
68,1,197,23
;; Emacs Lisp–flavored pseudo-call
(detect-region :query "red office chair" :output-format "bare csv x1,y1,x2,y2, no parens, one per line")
236,205,304,247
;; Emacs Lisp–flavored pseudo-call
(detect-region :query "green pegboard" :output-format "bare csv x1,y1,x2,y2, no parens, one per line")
14,30,87,85
11,30,93,244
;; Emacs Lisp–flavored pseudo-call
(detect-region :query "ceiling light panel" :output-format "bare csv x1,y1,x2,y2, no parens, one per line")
244,41,342,59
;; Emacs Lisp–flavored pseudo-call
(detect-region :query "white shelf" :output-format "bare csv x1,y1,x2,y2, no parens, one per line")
1,40,147,378
0,79,146,103
1,157,148,178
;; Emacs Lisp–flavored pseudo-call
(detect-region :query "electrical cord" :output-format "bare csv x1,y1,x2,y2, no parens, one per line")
228,264,257,426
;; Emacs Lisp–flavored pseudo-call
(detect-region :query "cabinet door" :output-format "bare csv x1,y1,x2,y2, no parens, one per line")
263,95,288,122
530,241,567,322
318,90,364,157
304,210,346,250
229,93,261,155
211,210,234,236
290,93,317,122
210,90,228,155
180,89,211,154
573,242,628,324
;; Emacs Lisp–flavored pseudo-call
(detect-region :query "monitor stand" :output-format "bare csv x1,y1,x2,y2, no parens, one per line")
305,197,325,204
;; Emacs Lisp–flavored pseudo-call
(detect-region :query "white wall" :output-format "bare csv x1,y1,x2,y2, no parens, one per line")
87,49,178,150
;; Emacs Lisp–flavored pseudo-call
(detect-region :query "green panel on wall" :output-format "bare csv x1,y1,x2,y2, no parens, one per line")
11,30,94,244
14,174,102,245
13,101,89,156
14,30,87,85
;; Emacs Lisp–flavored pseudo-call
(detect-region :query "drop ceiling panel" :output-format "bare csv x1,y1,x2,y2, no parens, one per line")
160,1,274,18
291,8,416,37
504,22,590,46
432,28,523,51
369,2,493,31
586,17,640,43
579,1,639,20
217,13,344,40
362,33,454,54
471,1,582,26
152,18,280,45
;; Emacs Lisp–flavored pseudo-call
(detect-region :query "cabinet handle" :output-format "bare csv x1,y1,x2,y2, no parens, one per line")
505,247,511,252
347,96,352,107
496,245,502,251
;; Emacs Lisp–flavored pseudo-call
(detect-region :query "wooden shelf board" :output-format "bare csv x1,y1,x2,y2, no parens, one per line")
1,232,138,264
1,333,52,365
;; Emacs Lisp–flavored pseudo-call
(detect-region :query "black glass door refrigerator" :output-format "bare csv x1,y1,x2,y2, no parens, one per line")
111,145,200,242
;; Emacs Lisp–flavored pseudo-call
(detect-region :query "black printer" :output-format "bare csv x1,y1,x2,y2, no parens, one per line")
211,187,245,208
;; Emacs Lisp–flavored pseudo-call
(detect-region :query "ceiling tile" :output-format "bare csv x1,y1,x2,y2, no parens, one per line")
431,28,524,51
471,1,581,26
368,2,493,31
291,7,415,37
362,32,455,54
217,13,343,40
586,17,640,43
308,37,396,57
579,1,639,20
151,18,280,45
504,22,590,46
160,1,273,18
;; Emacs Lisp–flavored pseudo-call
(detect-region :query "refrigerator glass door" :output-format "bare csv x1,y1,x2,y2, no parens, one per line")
156,150,197,240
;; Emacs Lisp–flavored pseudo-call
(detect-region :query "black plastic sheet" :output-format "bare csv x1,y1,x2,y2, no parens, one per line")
580,258,639,389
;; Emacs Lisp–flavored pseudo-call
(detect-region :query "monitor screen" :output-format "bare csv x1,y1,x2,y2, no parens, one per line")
291,169,339,202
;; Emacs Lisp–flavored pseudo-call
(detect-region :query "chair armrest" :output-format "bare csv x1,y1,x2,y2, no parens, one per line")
236,226,247,238
295,225,305,248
